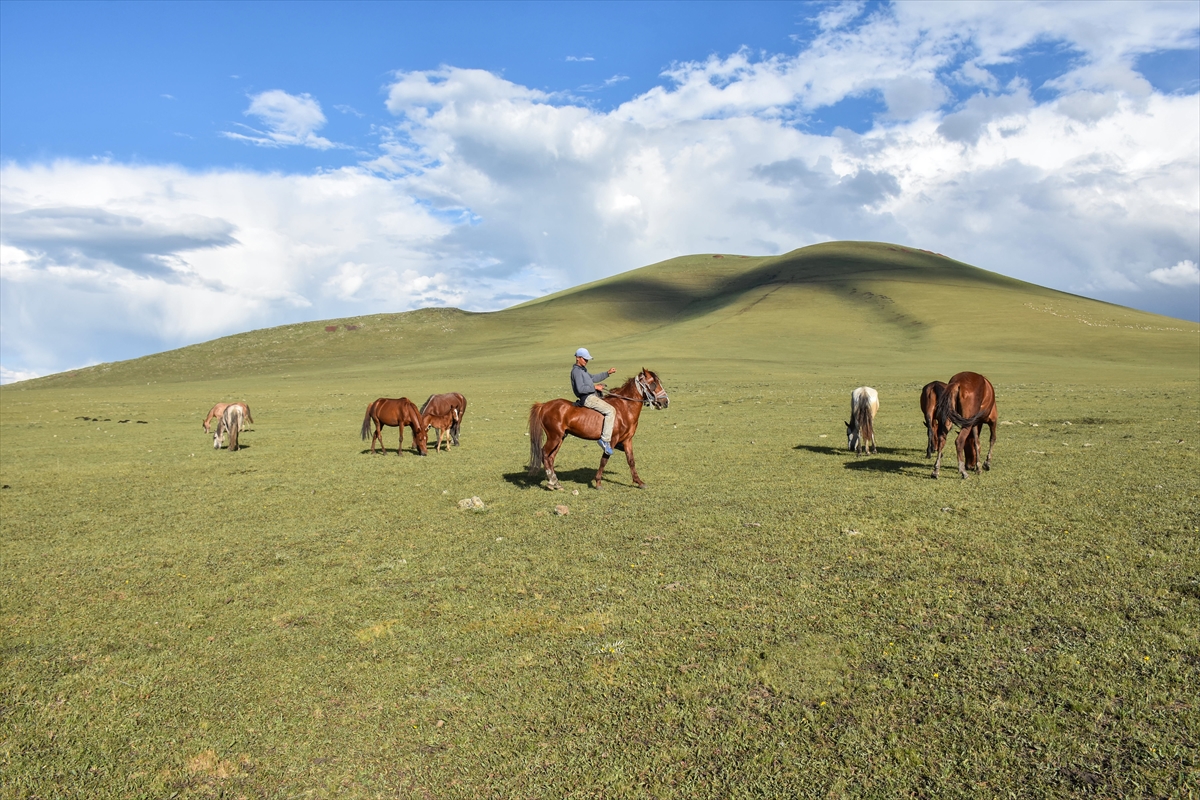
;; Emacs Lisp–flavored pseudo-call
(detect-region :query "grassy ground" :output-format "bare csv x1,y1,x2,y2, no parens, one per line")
2,243,1198,797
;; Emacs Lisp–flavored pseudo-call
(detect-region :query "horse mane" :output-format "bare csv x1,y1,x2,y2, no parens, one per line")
606,375,641,401
419,394,435,415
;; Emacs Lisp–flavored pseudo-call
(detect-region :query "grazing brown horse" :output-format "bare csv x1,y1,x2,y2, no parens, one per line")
203,402,253,434
920,381,947,458
932,372,997,479
420,393,467,446
424,407,459,452
527,369,669,490
361,398,428,455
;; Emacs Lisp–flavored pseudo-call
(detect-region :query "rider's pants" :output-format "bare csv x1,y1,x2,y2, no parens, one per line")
583,394,615,442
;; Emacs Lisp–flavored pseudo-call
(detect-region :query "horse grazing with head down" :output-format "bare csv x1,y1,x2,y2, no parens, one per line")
846,387,879,455
213,403,247,451
419,393,467,446
361,398,428,456
527,369,669,490
931,371,997,479
920,381,947,458
203,402,253,434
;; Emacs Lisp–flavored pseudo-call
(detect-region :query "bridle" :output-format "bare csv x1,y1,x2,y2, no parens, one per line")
604,371,669,408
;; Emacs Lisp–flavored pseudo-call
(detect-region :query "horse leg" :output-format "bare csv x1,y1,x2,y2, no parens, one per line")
593,452,611,489
931,431,944,479
623,440,646,489
370,423,380,454
954,426,971,479
543,434,565,490
983,420,996,471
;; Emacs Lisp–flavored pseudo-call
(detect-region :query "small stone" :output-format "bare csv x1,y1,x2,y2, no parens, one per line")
458,496,485,510
572,489,579,496
554,505,569,516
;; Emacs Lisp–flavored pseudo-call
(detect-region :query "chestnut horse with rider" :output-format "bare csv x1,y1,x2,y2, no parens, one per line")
528,368,669,490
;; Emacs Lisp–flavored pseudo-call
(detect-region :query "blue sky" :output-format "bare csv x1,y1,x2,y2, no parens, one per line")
2,1,1198,382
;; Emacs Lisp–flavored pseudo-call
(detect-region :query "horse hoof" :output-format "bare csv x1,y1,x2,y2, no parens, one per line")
983,463,991,471
636,483,647,489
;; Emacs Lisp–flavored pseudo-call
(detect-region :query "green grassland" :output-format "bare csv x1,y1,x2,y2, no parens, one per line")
2,241,1198,798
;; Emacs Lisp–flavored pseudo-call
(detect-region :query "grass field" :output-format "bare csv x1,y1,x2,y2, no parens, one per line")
2,242,1198,798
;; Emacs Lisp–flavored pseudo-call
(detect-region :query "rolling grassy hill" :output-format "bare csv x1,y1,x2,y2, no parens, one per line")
2,241,1197,798
18,240,1196,391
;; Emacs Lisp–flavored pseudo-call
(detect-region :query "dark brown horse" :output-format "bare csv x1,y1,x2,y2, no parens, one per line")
420,393,467,446
527,369,669,490
932,372,997,479
920,381,946,458
361,398,428,455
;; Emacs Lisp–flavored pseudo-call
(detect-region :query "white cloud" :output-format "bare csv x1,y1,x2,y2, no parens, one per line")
0,365,41,385
222,89,337,149
1149,260,1200,286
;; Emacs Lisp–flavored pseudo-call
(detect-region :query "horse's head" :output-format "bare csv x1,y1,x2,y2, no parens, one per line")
845,420,858,452
637,369,669,409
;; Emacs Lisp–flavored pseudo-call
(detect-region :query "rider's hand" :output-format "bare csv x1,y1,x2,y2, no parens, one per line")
607,367,617,375
595,384,604,391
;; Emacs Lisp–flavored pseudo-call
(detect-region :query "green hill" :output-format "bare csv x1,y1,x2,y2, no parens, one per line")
15,240,1197,391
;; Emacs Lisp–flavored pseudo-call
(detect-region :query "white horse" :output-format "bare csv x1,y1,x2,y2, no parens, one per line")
846,387,879,455
213,403,247,451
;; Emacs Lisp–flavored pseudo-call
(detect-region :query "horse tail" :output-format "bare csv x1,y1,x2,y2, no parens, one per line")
361,401,375,441
419,394,435,415
855,401,874,447
527,404,546,473
936,383,989,431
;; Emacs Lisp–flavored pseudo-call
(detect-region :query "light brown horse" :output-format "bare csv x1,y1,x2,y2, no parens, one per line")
203,402,253,434
527,369,669,490
360,398,428,455
424,407,459,452
420,393,467,446
932,372,997,479
920,381,947,458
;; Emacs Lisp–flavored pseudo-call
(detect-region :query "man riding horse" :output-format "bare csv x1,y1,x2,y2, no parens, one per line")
571,348,618,455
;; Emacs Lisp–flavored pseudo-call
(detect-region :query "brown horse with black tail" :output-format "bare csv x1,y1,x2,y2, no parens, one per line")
931,372,997,479
420,393,467,446
920,381,946,458
361,398,428,455
527,369,669,490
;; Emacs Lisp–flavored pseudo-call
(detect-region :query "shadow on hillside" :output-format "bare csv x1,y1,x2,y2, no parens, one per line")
551,243,999,327
503,467,632,490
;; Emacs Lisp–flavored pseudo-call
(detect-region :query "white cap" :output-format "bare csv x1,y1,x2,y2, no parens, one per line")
575,348,592,360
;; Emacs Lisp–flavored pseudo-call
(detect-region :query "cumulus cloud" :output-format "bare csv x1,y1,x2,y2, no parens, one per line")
1149,260,1200,286
222,89,337,149
3,1,1198,380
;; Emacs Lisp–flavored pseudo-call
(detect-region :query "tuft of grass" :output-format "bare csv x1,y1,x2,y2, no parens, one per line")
2,242,1198,797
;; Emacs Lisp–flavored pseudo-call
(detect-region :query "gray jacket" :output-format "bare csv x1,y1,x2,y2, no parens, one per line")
571,363,609,399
